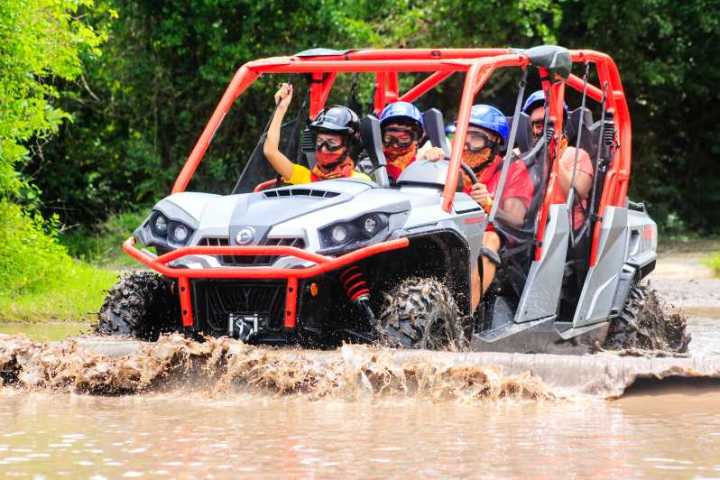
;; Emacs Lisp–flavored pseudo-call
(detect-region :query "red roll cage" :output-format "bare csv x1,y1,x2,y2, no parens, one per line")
170,48,630,264
126,48,631,329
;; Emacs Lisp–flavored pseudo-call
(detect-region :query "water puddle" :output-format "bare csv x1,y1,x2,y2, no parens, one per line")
1,278,719,477
1,390,719,479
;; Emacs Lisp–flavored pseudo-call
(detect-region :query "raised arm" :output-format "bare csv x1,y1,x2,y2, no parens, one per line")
262,83,295,180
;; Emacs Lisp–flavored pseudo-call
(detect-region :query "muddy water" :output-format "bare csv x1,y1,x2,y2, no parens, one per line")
1,387,719,479
2,248,720,478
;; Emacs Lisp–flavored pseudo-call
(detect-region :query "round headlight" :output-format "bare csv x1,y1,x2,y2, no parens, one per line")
362,215,379,236
153,214,168,235
173,224,189,243
331,225,349,244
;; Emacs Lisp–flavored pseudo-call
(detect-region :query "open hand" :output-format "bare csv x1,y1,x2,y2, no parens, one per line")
470,182,493,211
274,83,293,110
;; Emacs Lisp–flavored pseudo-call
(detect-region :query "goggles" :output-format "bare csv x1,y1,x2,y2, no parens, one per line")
464,130,497,153
315,138,345,152
531,119,545,131
382,127,417,148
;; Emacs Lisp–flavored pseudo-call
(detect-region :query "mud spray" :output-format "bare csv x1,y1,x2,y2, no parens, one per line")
1,286,712,400
0,334,552,400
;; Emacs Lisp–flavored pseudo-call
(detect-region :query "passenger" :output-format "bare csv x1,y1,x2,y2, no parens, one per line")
459,105,535,309
523,90,593,229
379,101,445,181
263,83,370,184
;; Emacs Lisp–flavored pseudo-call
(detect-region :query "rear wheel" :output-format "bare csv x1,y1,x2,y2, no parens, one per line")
96,272,180,340
604,284,690,352
376,277,466,350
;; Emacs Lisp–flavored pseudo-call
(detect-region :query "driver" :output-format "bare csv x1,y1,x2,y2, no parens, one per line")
263,83,370,184
379,101,444,181
452,105,535,310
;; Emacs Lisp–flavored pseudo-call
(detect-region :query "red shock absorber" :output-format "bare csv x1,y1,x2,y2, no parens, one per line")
340,265,370,302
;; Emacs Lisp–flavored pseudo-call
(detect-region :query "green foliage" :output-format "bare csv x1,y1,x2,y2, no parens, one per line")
706,253,720,278
0,200,116,322
0,259,117,322
0,0,111,322
0,0,105,198
61,210,147,267
0,200,71,295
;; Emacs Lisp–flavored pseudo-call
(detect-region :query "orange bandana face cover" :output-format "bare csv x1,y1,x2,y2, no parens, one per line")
462,148,492,171
460,148,493,191
384,143,417,170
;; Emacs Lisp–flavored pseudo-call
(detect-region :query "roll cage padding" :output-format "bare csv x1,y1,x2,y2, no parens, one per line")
423,108,450,157
525,46,572,80
359,115,390,186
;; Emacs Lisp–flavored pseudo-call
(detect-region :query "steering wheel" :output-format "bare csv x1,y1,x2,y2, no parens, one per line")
460,162,479,186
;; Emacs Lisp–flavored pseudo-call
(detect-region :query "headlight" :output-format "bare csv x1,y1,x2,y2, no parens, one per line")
151,213,168,236
172,224,189,243
331,224,349,243
147,210,194,245
320,213,389,249
362,214,381,237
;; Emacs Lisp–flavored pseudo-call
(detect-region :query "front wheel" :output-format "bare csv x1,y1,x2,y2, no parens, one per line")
375,277,466,350
96,272,180,340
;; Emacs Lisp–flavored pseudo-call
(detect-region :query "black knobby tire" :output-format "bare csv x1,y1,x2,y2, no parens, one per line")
376,277,466,350
604,284,690,352
96,272,180,340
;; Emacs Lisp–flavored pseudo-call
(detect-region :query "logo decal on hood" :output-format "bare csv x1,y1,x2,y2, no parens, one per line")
235,227,256,245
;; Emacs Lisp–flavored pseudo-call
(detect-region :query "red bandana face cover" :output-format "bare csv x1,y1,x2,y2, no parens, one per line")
384,143,417,179
312,150,355,180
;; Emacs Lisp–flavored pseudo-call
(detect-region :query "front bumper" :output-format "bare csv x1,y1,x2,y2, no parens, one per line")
123,236,409,331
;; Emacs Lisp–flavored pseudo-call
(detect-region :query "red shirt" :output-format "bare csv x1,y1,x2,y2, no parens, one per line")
465,155,534,211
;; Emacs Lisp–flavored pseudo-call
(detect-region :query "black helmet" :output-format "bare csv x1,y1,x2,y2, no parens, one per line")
310,105,360,136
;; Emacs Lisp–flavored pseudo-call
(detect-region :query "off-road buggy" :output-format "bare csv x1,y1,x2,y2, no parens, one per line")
98,46,663,353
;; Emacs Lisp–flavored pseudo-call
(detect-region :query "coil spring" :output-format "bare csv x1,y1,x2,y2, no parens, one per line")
603,121,615,146
340,266,370,302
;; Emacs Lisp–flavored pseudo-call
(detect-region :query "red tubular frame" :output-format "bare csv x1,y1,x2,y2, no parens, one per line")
152,47,631,331
124,237,409,329
533,50,630,265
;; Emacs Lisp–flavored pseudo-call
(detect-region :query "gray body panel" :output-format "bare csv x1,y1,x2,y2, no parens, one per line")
572,206,630,327
514,204,570,323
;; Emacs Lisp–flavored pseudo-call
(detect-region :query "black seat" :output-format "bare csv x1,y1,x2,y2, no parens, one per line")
565,107,596,160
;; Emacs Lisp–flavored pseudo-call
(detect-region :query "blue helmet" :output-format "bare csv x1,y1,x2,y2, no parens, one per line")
468,104,509,144
522,90,546,114
522,90,568,115
379,101,424,132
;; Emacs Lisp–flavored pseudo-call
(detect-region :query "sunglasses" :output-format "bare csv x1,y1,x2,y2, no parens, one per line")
315,138,345,152
465,130,497,153
382,127,417,148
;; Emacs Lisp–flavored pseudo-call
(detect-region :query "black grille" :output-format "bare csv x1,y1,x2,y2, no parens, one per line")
264,188,339,199
192,280,285,335
198,237,306,266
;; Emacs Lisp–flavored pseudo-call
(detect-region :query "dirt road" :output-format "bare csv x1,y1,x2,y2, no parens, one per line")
652,242,720,315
